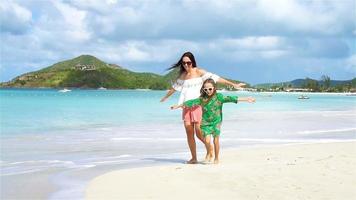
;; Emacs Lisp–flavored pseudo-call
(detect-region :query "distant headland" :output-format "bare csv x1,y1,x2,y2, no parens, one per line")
0,55,355,92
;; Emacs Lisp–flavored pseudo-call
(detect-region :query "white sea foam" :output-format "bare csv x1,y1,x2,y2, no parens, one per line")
221,138,304,143
111,137,151,141
6,160,75,166
1,168,45,176
111,137,186,141
91,160,133,165
0,160,93,176
297,128,356,135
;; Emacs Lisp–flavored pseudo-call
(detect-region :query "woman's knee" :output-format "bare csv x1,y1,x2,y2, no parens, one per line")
194,123,202,134
184,124,194,134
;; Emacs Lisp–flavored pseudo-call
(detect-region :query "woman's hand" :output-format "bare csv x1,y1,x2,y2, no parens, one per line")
233,82,246,89
160,96,168,102
170,105,183,110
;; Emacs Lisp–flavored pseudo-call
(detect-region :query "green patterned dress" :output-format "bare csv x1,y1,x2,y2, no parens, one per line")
184,93,238,137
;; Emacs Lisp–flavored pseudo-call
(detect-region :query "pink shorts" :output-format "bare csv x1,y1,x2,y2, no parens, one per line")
182,105,202,125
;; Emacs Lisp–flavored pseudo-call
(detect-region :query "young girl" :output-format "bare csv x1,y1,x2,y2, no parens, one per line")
171,78,255,164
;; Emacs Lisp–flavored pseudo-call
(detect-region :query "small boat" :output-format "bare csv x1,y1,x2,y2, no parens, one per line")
298,95,309,99
98,87,107,90
58,88,71,93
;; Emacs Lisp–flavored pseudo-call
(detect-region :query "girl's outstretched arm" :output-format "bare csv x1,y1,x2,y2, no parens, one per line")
238,97,256,103
160,88,176,102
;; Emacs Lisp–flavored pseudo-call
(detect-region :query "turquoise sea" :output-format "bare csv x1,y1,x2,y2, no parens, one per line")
1,89,355,199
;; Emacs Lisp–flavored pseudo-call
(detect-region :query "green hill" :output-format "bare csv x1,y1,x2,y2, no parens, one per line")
254,77,356,92
0,55,247,90
255,78,356,88
0,55,172,90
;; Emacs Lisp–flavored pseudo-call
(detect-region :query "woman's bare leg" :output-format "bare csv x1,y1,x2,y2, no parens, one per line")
213,136,220,164
184,122,198,164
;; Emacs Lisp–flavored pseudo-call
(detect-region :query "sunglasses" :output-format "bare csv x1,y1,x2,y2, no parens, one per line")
182,61,192,66
203,87,214,92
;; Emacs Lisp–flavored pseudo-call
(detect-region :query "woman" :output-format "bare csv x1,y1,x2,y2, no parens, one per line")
160,52,245,164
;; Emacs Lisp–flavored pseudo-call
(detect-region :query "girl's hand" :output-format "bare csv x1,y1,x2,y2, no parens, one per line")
247,97,256,103
170,105,182,110
233,82,246,89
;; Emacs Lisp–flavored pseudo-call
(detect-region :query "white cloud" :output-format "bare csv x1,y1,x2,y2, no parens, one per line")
256,0,339,34
92,39,200,64
219,36,284,50
0,0,32,34
106,0,118,5
52,1,90,41
206,36,289,60
64,0,118,13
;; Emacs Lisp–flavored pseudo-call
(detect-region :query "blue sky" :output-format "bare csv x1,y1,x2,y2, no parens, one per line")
0,0,355,84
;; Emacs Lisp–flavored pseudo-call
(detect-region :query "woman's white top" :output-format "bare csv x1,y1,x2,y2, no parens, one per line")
172,72,220,105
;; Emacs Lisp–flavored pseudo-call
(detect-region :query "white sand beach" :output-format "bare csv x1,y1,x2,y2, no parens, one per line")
86,142,356,200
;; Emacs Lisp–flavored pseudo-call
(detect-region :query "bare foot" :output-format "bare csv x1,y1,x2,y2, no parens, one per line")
186,159,198,164
204,153,209,161
205,145,213,162
214,159,219,164
205,153,213,162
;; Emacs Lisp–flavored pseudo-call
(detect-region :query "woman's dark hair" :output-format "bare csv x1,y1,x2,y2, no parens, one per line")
168,51,197,76
200,78,217,99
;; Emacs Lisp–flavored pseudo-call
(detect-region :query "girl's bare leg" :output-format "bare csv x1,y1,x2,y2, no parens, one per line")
204,135,213,162
194,123,211,158
213,136,220,164
184,122,198,164
194,123,204,143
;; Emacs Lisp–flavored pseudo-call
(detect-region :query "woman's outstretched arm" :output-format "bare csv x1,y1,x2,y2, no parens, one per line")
170,104,183,109
171,97,201,110
197,68,246,89
160,88,176,102
217,77,246,89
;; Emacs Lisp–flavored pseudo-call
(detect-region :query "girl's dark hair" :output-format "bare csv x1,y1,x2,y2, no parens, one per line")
167,51,197,76
200,78,217,99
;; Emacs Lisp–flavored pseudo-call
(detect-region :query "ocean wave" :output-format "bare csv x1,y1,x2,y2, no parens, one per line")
5,160,75,166
91,160,134,165
0,160,93,176
1,168,46,176
81,154,132,161
221,138,305,143
111,137,186,141
297,128,356,135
